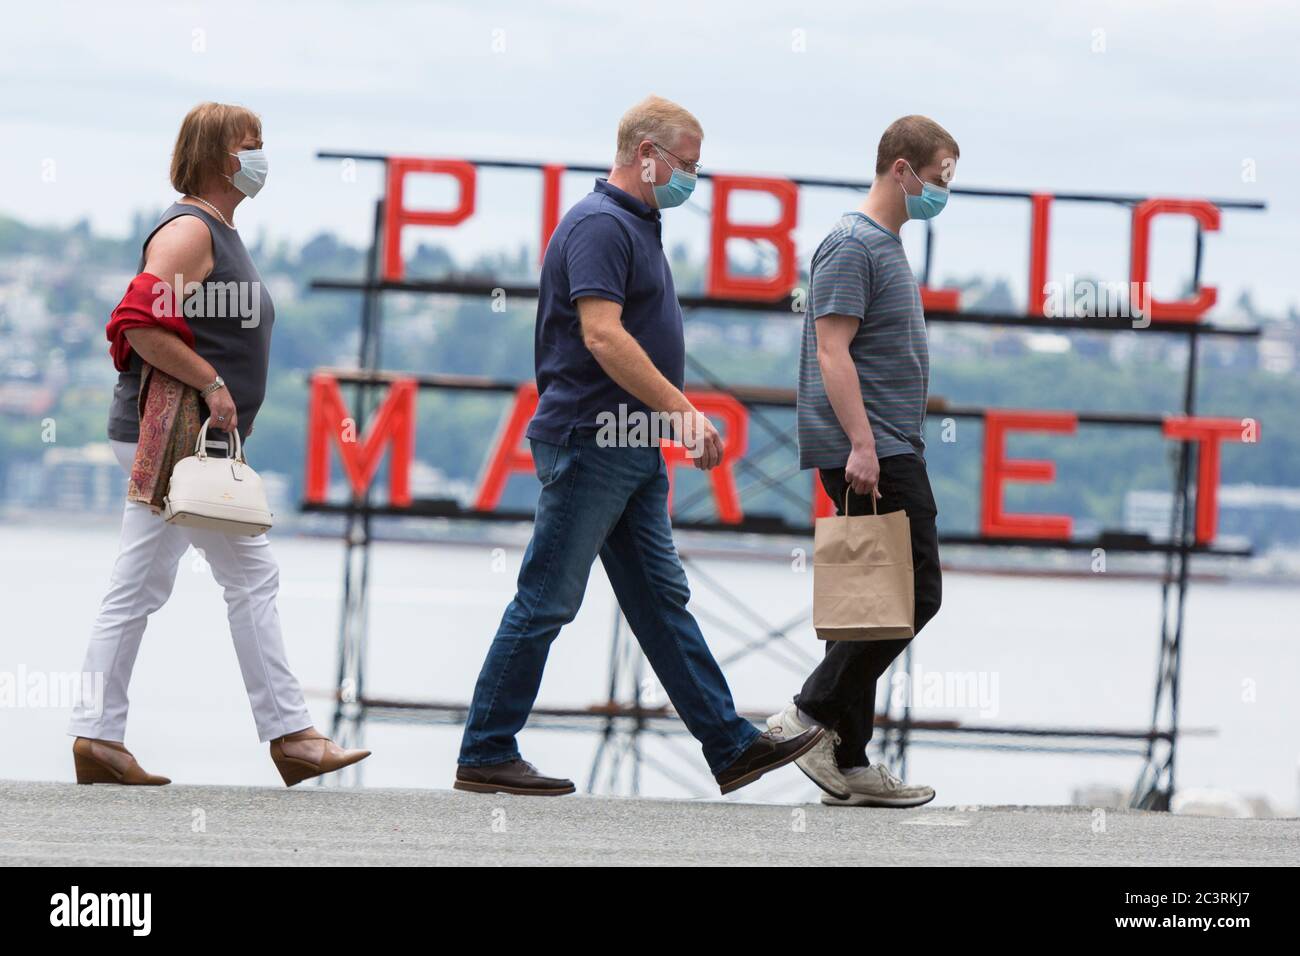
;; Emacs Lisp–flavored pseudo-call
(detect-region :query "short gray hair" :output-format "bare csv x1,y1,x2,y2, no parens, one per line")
615,95,703,166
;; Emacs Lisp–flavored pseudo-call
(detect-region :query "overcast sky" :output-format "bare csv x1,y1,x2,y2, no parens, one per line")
2,0,1296,313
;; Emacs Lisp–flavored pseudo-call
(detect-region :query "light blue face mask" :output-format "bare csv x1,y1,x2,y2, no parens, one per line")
651,145,697,209
229,149,269,199
901,161,948,220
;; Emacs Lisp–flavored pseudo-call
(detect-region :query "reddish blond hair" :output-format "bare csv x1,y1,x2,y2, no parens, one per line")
170,102,262,195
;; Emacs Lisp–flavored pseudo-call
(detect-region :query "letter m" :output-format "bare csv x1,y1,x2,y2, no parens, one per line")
305,372,417,507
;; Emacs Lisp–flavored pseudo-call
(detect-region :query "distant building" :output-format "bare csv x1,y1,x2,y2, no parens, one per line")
3,441,297,524
1124,485,1300,547
4,442,123,513
1257,334,1296,374
0,379,57,416
1123,490,1174,541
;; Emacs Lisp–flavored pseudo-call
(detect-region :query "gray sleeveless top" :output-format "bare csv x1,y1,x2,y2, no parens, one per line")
106,202,276,443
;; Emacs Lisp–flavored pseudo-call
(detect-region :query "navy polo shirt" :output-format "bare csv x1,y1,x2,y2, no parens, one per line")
525,178,686,445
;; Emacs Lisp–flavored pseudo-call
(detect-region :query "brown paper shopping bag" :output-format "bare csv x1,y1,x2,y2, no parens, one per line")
813,490,915,641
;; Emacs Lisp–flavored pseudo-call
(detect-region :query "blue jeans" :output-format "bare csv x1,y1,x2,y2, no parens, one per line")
458,435,761,774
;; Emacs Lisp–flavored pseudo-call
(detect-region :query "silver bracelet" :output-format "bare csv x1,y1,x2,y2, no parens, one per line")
200,376,226,398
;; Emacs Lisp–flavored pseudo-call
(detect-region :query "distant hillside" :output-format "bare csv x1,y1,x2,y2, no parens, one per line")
1,211,1297,546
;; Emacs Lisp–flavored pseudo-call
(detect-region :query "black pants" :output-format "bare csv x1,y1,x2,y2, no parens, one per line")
795,453,943,768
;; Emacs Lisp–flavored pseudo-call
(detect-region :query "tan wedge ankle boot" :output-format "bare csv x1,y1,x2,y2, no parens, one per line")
72,737,171,785
269,729,370,787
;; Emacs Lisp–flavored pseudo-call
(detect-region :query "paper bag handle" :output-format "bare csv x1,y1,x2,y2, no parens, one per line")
843,486,879,516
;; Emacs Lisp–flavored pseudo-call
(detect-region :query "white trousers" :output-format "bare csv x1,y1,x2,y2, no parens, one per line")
67,439,313,743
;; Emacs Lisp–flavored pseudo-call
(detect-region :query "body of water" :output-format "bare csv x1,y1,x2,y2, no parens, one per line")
3,518,1297,812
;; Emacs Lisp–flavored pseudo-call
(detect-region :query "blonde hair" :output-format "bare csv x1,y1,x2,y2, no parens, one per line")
615,95,703,166
875,115,959,176
170,102,262,195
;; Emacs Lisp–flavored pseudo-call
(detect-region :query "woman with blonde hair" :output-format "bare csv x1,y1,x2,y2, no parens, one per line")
67,102,369,787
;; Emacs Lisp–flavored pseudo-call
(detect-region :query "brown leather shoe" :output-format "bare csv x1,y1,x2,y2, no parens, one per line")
270,729,371,787
454,758,575,796
72,737,170,785
715,726,826,795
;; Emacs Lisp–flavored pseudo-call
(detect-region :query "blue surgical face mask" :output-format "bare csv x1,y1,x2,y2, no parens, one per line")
651,145,697,209
229,149,269,198
901,160,948,220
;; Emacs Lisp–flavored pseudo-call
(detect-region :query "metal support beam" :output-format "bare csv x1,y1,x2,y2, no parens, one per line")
324,196,386,787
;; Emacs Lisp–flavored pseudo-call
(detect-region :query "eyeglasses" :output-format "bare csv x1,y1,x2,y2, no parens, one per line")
653,142,702,176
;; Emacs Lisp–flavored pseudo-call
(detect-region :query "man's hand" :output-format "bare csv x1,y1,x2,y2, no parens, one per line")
681,409,723,470
845,442,881,499
204,387,238,434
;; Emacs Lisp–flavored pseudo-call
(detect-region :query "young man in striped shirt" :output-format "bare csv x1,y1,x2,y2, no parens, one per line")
769,115,959,807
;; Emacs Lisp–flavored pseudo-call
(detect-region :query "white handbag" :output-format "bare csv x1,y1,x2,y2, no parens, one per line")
163,418,273,536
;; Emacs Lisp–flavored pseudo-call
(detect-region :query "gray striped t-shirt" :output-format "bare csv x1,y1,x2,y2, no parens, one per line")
796,212,929,469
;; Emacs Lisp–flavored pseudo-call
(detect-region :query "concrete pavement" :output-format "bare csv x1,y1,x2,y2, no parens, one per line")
2,779,1296,866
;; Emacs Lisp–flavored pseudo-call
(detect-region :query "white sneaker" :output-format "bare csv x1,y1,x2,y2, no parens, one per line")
766,702,850,800
821,764,936,808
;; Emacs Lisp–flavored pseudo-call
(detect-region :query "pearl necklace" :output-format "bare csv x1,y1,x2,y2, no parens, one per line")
186,195,234,228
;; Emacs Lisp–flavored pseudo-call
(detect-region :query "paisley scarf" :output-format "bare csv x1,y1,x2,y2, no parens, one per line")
127,364,202,512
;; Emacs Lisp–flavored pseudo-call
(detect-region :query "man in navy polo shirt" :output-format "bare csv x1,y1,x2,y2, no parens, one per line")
455,95,824,797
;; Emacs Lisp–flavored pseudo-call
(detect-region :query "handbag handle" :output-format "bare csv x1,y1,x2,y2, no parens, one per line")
193,416,244,463
843,486,879,516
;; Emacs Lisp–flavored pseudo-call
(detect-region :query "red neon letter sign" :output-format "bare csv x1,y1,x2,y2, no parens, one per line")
382,157,477,281
473,383,540,511
1162,416,1257,544
1028,192,1053,316
1130,199,1220,322
660,392,748,523
539,164,565,266
707,175,799,300
473,385,750,522
920,287,961,312
812,476,836,521
981,410,1077,539
305,373,417,506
